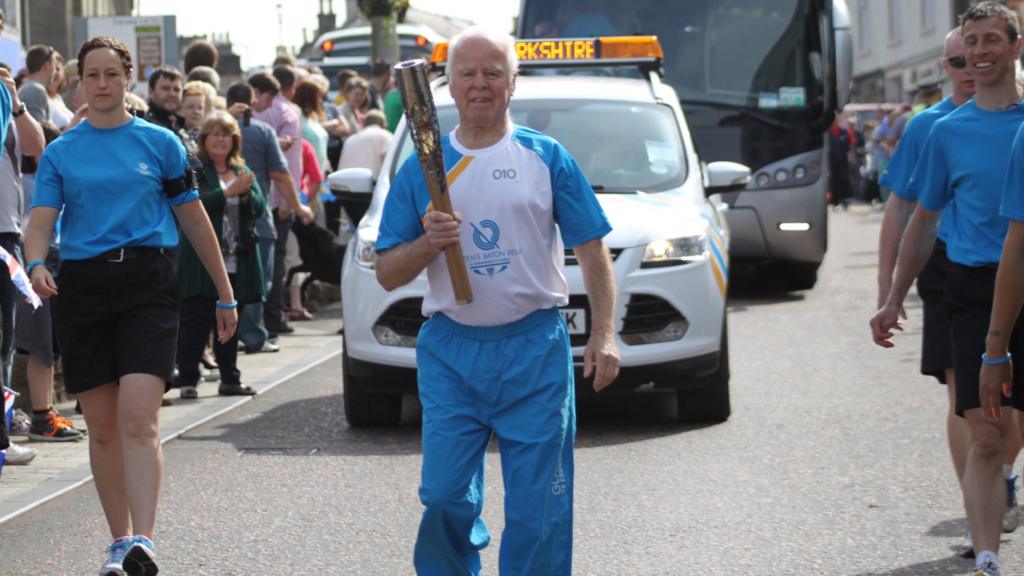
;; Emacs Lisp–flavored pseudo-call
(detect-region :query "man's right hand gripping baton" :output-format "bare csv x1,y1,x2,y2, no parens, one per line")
394,60,473,305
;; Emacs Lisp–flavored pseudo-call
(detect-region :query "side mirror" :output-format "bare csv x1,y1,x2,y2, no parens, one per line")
329,168,374,224
705,161,751,195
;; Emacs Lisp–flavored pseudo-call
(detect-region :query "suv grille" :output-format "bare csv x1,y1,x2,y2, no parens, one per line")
620,294,684,336
377,298,425,338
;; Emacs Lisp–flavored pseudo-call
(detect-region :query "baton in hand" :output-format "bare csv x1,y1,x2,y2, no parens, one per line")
394,59,473,305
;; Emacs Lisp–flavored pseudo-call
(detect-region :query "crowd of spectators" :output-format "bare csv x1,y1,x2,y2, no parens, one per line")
830,85,944,208
1,35,397,466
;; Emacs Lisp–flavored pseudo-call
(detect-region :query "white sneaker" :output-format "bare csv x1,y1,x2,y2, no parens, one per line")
960,531,974,559
4,442,36,465
1004,474,1020,533
99,536,132,576
974,561,1003,576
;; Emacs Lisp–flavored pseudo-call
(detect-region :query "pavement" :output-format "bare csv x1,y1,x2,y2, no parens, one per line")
0,303,343,526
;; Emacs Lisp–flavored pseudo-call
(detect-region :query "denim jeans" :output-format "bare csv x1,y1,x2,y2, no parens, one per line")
239,236,275,349
264,210,293,330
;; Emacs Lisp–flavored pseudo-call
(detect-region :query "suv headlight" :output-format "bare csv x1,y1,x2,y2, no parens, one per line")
641,235,706,268
355,236,377,269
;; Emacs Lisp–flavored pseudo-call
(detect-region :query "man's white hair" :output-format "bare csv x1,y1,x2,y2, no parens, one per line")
445,26,519,82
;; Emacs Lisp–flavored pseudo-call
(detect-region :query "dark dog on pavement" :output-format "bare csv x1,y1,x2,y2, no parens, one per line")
287,219,346,298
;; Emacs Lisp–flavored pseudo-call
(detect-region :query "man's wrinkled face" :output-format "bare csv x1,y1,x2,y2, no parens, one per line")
448,37,516,130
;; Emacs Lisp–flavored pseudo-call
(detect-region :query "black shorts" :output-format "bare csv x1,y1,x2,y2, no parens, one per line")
915,240,954,383
54,252,180,394
16,248,60,365
947,263,1024,416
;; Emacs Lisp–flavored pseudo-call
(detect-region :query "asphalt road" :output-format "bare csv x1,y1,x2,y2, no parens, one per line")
0,208,1007,575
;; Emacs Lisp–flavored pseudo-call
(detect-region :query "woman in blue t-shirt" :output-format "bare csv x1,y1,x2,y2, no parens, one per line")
22,36,237,576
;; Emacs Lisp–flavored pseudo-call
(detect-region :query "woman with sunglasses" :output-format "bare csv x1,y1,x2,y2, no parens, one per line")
23,36,236,576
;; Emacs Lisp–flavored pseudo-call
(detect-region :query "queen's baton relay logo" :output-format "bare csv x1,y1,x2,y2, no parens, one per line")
466,220,521,278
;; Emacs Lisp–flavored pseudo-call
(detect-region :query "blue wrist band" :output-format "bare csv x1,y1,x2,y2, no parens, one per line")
215,299,238,310
26,259,43,276
982,352,1013,366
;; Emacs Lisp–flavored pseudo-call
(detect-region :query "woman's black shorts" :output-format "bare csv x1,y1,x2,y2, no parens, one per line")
947,263,1024,416
54,251,179,394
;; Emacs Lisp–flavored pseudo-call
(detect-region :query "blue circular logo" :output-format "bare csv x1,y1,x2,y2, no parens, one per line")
472,220,501,251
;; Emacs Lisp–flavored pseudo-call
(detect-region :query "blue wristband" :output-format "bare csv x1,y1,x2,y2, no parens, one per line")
982,352,1013,366
215,299,238,310
26,259,43,276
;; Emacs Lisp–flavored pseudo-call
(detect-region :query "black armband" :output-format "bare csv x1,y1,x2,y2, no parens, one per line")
162,153,203,199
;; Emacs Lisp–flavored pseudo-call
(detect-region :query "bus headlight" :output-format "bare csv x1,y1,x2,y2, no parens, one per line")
641,235,706,268
355,236,377,269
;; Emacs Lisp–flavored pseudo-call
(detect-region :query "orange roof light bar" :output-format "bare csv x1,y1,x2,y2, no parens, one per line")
428,36,663,66
597,36,663,60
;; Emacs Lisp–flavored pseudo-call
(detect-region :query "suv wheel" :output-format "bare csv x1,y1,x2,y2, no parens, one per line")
342,337,403,427
676,317,730,423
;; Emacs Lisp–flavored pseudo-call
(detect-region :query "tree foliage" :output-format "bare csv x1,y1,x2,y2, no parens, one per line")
357,0,410,22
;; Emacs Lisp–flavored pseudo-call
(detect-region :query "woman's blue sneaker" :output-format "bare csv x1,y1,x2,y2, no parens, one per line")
122,535,158,576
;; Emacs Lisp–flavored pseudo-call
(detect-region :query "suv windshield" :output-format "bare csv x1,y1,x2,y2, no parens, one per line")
519,0,822,112
393,99,687,192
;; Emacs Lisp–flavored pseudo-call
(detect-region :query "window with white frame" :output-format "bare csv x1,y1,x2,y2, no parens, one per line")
921,0,936,32
888,0,903,44
857,0,872,53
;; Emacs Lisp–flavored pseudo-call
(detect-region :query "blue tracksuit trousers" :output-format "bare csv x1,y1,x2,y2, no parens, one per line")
413,307,575,576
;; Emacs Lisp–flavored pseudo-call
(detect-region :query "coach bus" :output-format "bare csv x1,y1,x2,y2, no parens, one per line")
517,0,852,289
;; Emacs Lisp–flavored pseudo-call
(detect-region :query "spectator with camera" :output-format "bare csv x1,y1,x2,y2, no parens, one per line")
174,111,265,399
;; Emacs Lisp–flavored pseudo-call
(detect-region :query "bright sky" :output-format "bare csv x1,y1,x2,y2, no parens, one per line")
135,0,521,70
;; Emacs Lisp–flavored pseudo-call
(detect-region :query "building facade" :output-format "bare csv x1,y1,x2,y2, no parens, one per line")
851,0,958,102
851,0,1024,103
19,0,132,64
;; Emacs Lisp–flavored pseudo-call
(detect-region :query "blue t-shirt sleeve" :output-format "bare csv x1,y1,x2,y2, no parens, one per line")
880,120,922,200
163,136,199,206
33,149,63,209
1001,123,1024,222
911,127,951,212
548,143,611,247
376,156,426,253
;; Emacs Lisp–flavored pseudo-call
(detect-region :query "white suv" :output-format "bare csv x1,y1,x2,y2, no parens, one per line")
332,41,747,427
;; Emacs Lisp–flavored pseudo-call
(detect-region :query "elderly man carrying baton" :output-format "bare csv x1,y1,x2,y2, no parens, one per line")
375,26,619,576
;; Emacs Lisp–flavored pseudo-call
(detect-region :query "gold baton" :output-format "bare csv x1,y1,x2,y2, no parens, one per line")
394,59,473,305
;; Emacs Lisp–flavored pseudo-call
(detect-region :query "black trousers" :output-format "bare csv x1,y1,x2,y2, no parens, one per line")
176,296,243,387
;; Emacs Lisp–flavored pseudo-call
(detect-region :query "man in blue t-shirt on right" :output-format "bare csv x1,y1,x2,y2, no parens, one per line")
874,25,1024,554
871,3,1024,575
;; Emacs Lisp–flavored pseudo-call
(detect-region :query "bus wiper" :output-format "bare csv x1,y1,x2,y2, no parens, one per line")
678,98,787,131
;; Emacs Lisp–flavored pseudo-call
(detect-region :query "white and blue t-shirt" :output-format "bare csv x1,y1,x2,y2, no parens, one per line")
880,97,957,243
377,125,611,327
909,100,1024,267
33,117,198,261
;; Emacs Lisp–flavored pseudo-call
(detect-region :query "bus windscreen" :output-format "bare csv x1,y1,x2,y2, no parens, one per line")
520,0,824,114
